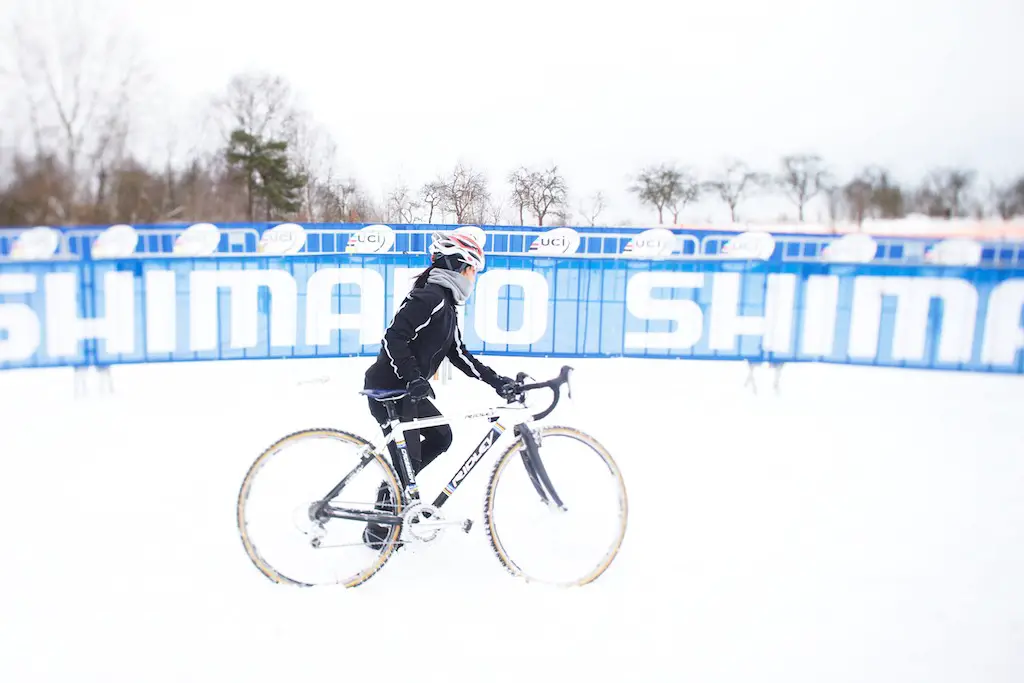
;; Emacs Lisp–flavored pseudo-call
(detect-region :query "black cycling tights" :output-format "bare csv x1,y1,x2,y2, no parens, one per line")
367,396,453,486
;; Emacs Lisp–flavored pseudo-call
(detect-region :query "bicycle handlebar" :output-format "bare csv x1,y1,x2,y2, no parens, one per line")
507,365,574,421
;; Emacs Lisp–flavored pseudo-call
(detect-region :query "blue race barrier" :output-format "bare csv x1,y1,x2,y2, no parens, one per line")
6,221,1023,267
0,259,93,369
3,253,1022,374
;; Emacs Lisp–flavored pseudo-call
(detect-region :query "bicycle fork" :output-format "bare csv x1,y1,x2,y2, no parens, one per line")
516,425,567,512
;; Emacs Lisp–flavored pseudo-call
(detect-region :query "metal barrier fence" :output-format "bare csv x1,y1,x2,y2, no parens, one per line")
61,227,261,259
3,222,1023,267
982,244,1024,267
3,253,1022,375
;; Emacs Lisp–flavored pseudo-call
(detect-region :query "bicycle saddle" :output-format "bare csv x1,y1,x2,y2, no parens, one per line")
360,388,408,401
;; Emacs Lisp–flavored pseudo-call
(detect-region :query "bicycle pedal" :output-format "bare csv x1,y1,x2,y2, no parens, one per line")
462,519,473,533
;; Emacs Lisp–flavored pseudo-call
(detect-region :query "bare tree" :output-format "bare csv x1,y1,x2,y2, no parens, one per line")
776,154,831,222
507,167,531,226
631,165,671,224
214,71,296,143
915,167,976,218
487,197,506,225
148,129,183,222
0,153,75,225
549,207,573,226
666,168,700,223
704,159,766,221
346,188,382,223
579,191,607,226
419,180,446,223
105,157,165,224
825,183,843,228
992,176,1024,219
441,162,490,224
860,166,906,219
630,163,693,225
311,177,359,222
2,0,149,221
843,176,874,228
285,111,344,222
385,183,420,223
301,176,362,223
526,166,568,227
945,169,975,218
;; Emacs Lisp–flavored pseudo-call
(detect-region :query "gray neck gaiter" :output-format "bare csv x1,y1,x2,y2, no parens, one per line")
427,268,473,304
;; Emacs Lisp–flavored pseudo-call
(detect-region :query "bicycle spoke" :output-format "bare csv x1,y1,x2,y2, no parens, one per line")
237,428,403,587
485,427,627,587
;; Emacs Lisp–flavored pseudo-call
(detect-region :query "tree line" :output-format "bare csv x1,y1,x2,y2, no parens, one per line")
630,156,1024,227
1,18,1022,232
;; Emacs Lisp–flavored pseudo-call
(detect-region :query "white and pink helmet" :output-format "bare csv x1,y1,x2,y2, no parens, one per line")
429,231,486,271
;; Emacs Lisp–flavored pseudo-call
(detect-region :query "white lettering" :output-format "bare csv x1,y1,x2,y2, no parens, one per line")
981,279,1024,366
45,271,136,357
145,269,177,354
708,273,796,353
800,275,840,356
474,270,549,345
0,274,41,362
849,276,978,363
305,267,384,346
190,269,297,351
624,271,704,349
3,261,1021,375
454,432,494,484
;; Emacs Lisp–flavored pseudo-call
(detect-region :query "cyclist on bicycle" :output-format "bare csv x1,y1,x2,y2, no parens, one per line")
361,231,518,549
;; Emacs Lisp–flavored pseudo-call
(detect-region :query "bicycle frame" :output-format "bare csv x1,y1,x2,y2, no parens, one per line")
313,365,575,530
310,404,529,528
311,368,573,528
388,403,533,507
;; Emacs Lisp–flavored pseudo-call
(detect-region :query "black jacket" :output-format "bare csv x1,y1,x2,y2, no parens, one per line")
364,282,504,391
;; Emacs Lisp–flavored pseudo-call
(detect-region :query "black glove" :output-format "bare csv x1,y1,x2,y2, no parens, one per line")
491,375,518,400
406,377,431,402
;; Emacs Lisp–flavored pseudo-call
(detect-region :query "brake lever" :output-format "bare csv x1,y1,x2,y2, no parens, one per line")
505,367,573,415
509,371,533,404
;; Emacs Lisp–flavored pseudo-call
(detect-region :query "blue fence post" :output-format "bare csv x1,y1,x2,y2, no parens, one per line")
82,258,97,370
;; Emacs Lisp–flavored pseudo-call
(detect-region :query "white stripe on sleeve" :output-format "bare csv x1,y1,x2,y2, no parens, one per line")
454,321,482,379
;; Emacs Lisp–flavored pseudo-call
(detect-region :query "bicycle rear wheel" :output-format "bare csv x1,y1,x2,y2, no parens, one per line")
237,428,403,587
484,425,628,586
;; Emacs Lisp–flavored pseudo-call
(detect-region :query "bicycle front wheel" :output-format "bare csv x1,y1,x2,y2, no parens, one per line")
484,425,628,586
237,428,403,588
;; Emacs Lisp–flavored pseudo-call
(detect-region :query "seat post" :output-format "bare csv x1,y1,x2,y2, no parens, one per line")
383,397,420,501
384,399,400,423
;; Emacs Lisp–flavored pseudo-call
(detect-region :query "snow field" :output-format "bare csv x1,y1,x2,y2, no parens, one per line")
0,357,1022,682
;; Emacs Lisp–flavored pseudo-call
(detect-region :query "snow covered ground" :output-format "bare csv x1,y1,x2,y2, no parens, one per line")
1,356,1022,682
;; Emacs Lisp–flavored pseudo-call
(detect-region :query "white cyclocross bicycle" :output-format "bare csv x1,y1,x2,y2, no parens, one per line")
236,366,628,588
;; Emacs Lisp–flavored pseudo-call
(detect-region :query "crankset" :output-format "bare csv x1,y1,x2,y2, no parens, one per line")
402,503,473,543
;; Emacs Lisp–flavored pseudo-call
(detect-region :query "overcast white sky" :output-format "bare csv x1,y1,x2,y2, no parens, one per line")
3,0,1023,224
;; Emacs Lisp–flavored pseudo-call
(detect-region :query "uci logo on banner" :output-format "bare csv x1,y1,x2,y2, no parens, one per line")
529,228,581,256
345,225,396,254
622,228,677,257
